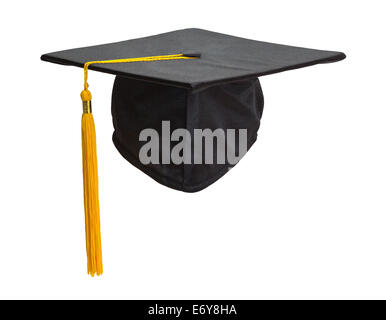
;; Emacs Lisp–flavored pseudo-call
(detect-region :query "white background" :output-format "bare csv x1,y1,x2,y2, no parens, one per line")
0,0,385,299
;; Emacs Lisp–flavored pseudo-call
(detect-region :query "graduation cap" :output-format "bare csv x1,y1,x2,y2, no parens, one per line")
41,28,345,276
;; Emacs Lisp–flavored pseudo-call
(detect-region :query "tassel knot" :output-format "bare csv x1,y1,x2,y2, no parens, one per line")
81,89,92,102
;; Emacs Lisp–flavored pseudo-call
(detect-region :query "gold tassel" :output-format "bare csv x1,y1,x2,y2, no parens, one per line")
78,54,198,276
81,89,103,276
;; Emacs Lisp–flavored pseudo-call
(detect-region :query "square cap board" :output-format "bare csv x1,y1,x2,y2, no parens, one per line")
41,28,346,90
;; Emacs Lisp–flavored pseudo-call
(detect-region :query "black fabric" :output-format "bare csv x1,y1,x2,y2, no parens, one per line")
41,28,345,90
111,76,264,192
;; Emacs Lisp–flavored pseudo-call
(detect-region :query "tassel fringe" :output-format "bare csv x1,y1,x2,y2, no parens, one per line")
81,112,103,276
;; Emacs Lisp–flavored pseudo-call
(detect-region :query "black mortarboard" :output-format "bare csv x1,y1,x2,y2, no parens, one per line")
41,28,346,276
